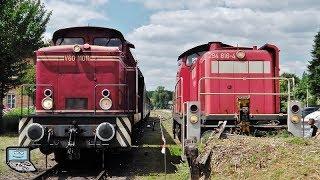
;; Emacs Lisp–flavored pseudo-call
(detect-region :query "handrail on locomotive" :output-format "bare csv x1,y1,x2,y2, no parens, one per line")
197,77,295,113
175,76,296,117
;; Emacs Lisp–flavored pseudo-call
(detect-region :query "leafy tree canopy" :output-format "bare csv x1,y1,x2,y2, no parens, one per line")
150,86,173,109
0,0,50,93
0,0,51,116
308,31,320,97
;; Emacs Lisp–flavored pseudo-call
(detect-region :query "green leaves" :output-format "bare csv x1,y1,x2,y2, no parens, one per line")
149,86,173,109
0,0,51,99
308,31,320,99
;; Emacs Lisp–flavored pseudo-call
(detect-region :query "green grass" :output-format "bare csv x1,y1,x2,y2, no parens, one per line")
285,137,310,146
174,162,190,180
0,134,17,175
137,162,189,180
168,145,182,156
0,134,44,177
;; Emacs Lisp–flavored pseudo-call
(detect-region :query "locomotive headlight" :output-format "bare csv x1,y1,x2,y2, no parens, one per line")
26,123,45,142
96,122,115,141
291,115,301,124
236,50,246,59
42,97,53,110
99,97,112,110
73,44,81,53
190,115,199,124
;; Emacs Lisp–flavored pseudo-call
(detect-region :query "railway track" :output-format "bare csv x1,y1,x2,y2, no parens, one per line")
15,110,179,180
32,163,108,180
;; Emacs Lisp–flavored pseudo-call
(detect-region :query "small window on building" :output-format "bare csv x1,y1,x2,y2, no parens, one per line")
7,94,15,109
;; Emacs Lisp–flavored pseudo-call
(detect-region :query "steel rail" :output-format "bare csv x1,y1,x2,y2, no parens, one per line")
32,164,108,180
32,164,60,180
95,169,108,180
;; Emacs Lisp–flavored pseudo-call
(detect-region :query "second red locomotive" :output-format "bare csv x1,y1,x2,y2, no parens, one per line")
173,42,302,146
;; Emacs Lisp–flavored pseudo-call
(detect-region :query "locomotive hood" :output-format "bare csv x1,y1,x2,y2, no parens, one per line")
36,45,122,54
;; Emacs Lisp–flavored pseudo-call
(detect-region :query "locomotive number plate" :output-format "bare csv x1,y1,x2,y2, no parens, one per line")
210,52,236,60
64,55,91,61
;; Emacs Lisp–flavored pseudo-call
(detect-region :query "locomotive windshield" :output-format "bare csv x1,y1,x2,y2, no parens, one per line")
186,51,206,65
55,37,84,45
94,38,122,47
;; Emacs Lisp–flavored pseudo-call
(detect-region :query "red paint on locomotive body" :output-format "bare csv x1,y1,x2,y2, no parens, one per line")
36,46,126,113
17,27,150,153
35,27,138,114
175,42,280,117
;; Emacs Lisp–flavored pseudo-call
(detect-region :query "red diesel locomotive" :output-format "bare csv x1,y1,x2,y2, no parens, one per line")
173,42,303,145
18,27,150,161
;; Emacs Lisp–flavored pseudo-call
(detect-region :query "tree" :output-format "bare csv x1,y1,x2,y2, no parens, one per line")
151,86,173,109
0,0,51,125
308,30,320,99
295,72,317,106
279,73,300,112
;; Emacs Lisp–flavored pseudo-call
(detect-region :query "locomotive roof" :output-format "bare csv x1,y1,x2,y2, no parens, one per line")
178,42,239,60
52,26,134,48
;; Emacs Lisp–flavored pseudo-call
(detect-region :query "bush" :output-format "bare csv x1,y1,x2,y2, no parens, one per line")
175,162,190,180
2,107,35,133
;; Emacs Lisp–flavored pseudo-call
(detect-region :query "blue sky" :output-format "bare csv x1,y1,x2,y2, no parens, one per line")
43,0,320,90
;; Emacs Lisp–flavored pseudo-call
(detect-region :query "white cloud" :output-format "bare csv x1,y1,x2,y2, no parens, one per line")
43,0,108,38
130,0,319,11
127,0,320,90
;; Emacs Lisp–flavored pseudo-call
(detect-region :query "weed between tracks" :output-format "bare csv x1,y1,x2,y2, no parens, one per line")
205,135,320,179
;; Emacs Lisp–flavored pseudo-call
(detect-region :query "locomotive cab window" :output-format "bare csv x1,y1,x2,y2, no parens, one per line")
94,38,122,48
55,37,84,45
186,51,205,66
211,60,271,74
177,58,182,66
